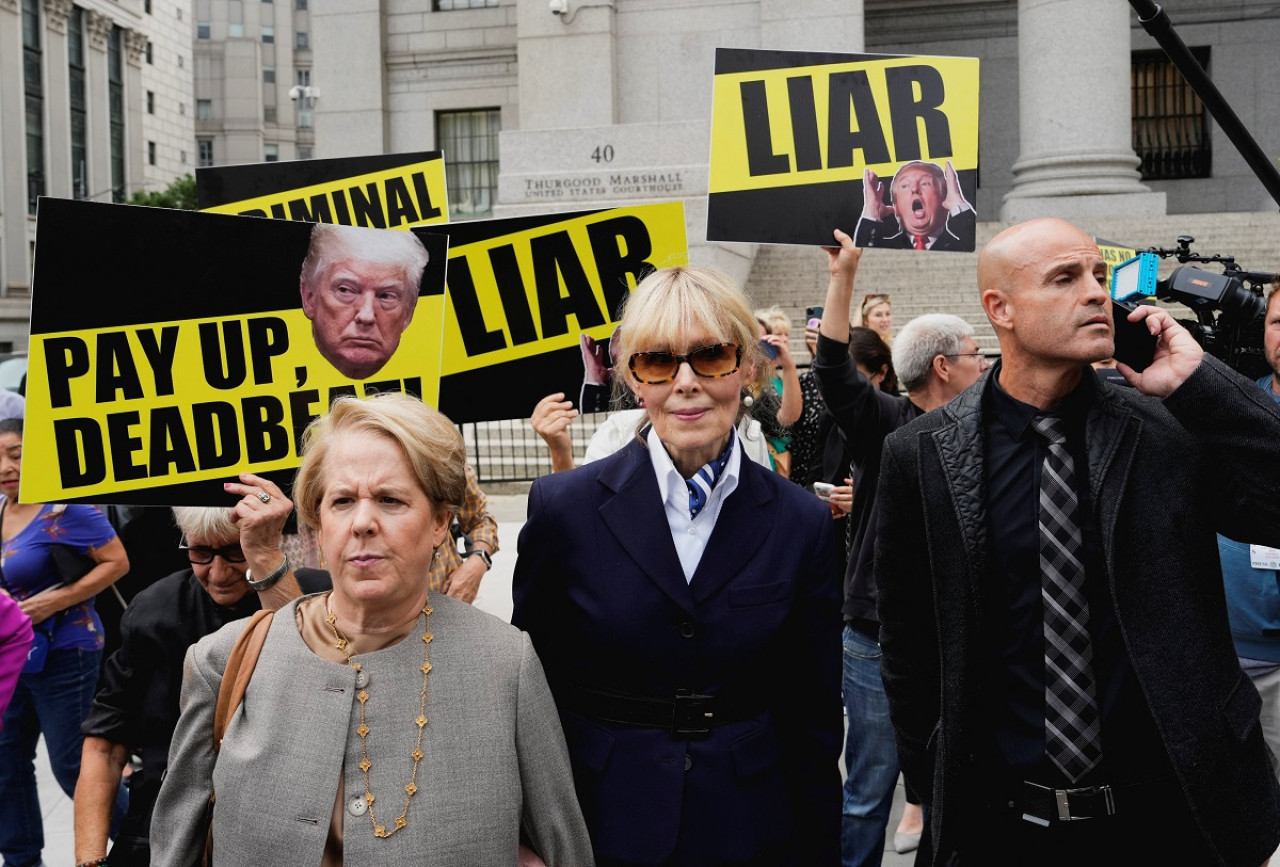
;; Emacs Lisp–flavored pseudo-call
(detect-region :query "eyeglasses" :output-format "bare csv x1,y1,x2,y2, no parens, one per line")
946,352,992,369
628,342,742,384
180,543,247,565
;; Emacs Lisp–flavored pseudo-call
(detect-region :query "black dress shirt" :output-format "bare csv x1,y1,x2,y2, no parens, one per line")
981,364,1172,788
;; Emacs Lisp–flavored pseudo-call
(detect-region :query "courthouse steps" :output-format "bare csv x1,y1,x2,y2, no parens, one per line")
743,212,1280,362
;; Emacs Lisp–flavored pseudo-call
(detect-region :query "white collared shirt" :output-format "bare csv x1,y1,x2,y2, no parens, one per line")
646,425,742,583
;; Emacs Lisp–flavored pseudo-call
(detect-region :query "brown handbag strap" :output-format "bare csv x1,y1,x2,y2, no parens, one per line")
212,609,274,750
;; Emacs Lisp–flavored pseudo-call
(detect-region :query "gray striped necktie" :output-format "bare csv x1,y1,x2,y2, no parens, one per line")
1032,413,1102,783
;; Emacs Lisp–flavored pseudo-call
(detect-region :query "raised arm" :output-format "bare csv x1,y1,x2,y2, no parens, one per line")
531,393,578,474
820,229,862,345
768,335,804,428
225,472,302,611
1160,352,1280,548
812,231,892,463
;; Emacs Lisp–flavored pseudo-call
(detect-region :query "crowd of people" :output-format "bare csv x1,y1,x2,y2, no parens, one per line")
3,216,1280,867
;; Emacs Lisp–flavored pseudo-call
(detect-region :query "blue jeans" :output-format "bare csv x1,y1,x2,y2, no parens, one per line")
0,647,127,867
841,625,901,867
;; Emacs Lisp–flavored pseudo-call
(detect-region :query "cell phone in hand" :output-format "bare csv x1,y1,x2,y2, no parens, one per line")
1112,300,1157,372
806,305,823,322
759,338,778,360
813,482,835,502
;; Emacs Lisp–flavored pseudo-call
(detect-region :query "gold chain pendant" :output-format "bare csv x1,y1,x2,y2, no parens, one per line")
325,593,433,839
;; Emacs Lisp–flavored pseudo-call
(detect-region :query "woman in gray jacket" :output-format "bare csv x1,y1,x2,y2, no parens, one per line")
151,394,592,867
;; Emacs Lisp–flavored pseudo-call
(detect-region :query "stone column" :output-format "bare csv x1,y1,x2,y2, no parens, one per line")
0,0,26,292
42,0,73,198
85,9,114,200
124,27,146,197
1000,0,1165,221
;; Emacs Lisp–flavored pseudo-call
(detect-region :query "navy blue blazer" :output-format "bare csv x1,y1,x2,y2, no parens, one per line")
513,436,843,866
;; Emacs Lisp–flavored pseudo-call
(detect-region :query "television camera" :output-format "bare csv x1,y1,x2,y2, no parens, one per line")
1111,236,1276,380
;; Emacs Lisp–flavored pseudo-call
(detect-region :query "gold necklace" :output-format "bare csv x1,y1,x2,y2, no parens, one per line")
325,592,433,839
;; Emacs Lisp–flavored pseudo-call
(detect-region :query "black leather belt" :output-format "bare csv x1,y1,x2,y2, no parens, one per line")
560,684,763,736
1016,777,1175,825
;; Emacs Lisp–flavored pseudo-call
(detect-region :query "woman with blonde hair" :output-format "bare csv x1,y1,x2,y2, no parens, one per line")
515,266,842,866
851,292,893,346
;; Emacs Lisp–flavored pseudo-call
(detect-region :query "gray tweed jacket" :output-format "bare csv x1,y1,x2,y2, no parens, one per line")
150,593,594,866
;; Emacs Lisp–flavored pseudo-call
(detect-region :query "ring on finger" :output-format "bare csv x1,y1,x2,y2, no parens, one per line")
256,491,271,504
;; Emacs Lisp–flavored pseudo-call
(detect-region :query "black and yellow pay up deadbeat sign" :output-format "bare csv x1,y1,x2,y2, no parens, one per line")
23,199,448,505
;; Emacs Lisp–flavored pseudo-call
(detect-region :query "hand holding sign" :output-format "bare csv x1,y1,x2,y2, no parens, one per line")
225,471,293,562
531,393,577,474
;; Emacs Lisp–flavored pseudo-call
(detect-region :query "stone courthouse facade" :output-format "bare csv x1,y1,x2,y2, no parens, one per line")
308,0,1280,303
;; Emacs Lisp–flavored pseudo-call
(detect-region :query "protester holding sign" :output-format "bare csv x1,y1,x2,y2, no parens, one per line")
514,267,842,866
0,418,130,867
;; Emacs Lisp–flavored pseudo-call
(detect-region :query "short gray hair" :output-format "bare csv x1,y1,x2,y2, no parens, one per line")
172,507,239,545
892,314,973,393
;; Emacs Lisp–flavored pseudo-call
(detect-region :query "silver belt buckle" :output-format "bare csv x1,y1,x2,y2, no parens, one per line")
1054,785,1115,821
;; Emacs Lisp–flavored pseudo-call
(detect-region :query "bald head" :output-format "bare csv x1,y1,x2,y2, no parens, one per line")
978,218,1095,296
978,218,1113,372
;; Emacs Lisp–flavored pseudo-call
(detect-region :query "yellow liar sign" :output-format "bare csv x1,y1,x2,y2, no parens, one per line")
21,302,444,502
201,163,450,229
710,54,980,194
439,202,688,375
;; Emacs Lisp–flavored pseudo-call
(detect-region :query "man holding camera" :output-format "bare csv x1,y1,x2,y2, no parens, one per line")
875,218,1280,865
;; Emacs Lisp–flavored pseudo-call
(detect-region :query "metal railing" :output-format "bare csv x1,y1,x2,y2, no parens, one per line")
460,412,611,484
